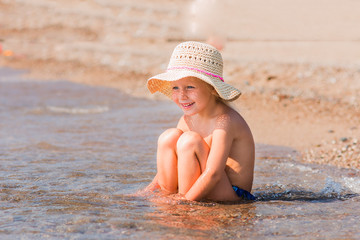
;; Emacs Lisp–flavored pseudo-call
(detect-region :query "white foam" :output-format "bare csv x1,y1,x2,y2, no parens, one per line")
321,177,346,196
341,177,360,193
47,106,109,114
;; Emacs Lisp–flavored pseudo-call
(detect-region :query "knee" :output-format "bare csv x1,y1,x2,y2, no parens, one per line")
176,131,202,152
158,128,183,149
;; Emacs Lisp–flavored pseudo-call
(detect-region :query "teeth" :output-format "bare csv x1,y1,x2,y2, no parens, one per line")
182,103,193,107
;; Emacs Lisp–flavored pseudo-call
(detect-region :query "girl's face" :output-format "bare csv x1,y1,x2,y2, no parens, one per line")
171,77,216,116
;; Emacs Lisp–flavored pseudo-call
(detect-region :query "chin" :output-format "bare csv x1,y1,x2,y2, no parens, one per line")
182,110,197,116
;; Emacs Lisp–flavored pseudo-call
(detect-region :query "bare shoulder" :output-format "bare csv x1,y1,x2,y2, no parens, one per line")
215,105,252,139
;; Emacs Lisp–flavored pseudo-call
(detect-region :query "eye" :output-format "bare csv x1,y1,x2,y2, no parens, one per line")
186,85,195,89
172,86,179,90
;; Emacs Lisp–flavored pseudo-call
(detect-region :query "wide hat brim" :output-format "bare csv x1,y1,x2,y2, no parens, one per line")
147,69,241,101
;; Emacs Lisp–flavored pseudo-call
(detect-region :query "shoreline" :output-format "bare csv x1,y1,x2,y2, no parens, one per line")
1,0,359,170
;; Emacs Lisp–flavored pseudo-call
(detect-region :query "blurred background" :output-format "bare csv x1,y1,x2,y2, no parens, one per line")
1,0,360,75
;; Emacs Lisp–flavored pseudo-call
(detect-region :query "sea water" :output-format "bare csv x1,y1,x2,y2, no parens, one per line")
0,68,359,239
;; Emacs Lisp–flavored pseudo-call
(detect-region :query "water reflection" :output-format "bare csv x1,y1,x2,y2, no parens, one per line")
143,195,254,230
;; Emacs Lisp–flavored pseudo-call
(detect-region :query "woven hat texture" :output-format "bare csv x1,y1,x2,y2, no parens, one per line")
147,41,241,101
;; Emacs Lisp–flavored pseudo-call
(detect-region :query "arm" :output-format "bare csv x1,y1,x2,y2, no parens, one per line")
185,128,233,201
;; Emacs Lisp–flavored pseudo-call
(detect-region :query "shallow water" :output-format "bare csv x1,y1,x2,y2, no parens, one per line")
0,67,359,239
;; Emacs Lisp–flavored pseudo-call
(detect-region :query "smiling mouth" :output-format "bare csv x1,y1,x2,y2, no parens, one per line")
181,102,195,108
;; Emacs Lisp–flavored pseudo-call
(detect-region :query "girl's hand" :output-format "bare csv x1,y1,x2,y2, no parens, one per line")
171,193,188,201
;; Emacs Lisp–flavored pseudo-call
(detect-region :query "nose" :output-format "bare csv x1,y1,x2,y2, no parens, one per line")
179,89,188,100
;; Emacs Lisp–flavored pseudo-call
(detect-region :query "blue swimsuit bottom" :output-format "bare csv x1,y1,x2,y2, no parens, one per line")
232,186,256,200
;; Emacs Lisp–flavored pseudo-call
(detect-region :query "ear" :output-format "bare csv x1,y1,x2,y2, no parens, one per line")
211,88,220,97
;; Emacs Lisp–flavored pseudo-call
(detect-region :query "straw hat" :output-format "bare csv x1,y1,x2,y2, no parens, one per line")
147,41,241,101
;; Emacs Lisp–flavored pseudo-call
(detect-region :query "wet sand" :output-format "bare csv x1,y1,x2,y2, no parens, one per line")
1,0,360,169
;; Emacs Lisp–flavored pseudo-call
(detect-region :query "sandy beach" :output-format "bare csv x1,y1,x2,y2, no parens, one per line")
1,0,359,169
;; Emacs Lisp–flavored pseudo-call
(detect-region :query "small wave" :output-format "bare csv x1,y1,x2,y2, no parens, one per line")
339,176,360,194
46,105,109,114
254,180,358,202
321,177,349,196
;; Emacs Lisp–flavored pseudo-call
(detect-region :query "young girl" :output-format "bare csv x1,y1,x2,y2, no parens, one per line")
145,41,255,202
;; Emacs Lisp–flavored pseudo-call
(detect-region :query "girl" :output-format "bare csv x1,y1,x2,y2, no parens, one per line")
145,41,255,202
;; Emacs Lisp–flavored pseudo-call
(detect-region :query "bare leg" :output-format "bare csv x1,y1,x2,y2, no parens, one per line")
176,131,209,195
156,128,183,193
176,131,240,202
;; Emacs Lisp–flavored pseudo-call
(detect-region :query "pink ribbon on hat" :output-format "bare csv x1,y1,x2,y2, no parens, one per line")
167,66,224,82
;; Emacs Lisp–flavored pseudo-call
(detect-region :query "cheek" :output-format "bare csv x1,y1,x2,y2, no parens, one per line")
171,92,179,102
187,92,198,99
196,91,211,101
